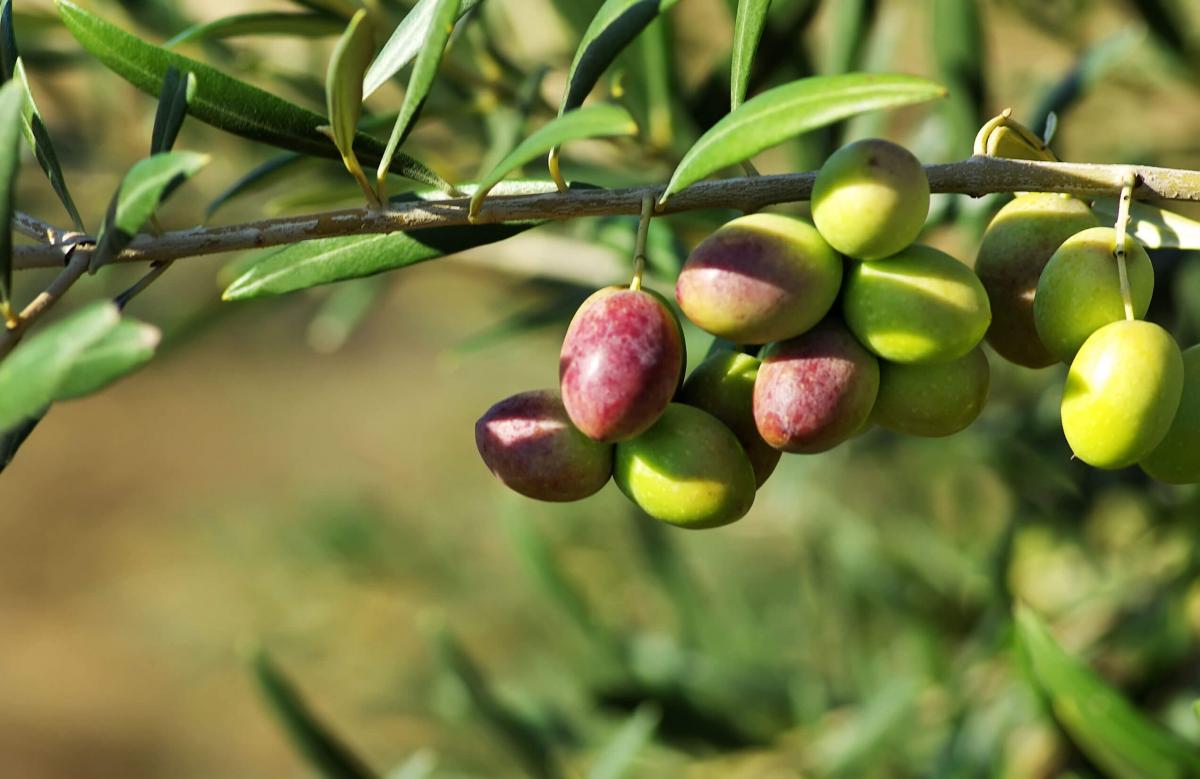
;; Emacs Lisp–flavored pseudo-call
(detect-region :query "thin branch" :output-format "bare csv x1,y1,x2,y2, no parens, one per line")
11,156,1200,271
0,244,89,359
13,210,65,244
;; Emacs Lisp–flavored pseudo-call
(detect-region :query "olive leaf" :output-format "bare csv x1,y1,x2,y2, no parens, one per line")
0,409,44,474
0,301,120,431
55,318,161,400
150,65,195,154
376,0,459,197
326,9,377,203
0,77,20,315
361,0,481,99
1015,605,1200,779
253,650,379,779
469,105,637,218
290,0,362,21
660,72,946,204
164,12,344,48
56,0,450,191
91,151,210,272
730,0,771,110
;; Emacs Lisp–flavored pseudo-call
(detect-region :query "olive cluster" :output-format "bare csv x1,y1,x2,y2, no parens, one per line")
475,138,1200,530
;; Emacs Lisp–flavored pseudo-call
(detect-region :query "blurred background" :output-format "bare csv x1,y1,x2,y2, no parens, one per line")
3,0,1200,776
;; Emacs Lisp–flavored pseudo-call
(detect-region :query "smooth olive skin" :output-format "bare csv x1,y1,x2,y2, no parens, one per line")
872,347,990,437
614,404,756,529
1033,227,1154,363
811,138,930,260
974,194,1099,368
678,350,782,486
475,390,613,501
567,285,687,391
1140,345,1200,484
753,320,880,453
676,214,842,344
560,288,684,442
1061,320,1183,470
842,245,991,364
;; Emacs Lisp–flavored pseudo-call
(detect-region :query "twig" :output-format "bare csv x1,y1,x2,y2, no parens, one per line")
11,157,1200,271
0,243,90,359
13,211,66,244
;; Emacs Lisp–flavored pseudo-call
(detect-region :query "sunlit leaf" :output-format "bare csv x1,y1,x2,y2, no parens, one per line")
0,301,120,431
55,318,160,400
326,9,376,202
165,12,344,48
730,0,770,110
1093,199,1200,251
225,181,555,300
0,78,18,313
1015,604,1200,779
660,72,945,203
57,0,449,190
376,0,458,194
362,0,481,99
150,65,195,154
587,704,660,779
469,104,637,218
253,651,378,779
91,151,210,272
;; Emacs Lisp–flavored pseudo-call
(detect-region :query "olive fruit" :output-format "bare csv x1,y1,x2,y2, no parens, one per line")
676,214,842,344
1061,320,1183,469
560,287,684,442
614,403,756,529
811,138,930,260
475,390,613,501
679,350,782,486
872,347,990,437
1033,227,1154,363
842,245,991,364
974,193,1099,368
753,320,880,453
1140,345,1200,484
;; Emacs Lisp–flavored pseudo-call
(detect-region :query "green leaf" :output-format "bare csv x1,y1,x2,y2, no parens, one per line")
56,0,449,191
92,151,210,272
1014,604,1200,779
205,152,306,219
150,65,195,154
0,301,120,430
224,180,555,300
660,72,946,203
13,58,83,230
376,0,459,192
252,650,379,779
362,0,481,99
164,12,344,48
468,105,637,217
559,0,683,115
290,0,362,20
0,78,19,313
0,409,44,474
730,0,770,110
587,704,660,779
326,10,373,161
55,318,160,400
0,0,16,78
1093,199,1200,250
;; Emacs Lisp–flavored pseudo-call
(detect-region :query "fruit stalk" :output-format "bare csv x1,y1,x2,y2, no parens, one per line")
630,195,653,292
1113,172,1137,321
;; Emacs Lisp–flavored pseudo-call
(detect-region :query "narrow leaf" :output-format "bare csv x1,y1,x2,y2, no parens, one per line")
469,105,637,217
14,59,84,229
57,0,450,190
0,409,44,474
150,65,195,154
730,0,771,110
0,0,15,79
362,0,481,99
376,0,459,191
92,151,210,272
0,301,120,430
559,0,682,116
326,10,373,169
55,319,160,400
165,12,344,48
1015,605,1200,779
252,651,378,779
660,72,946,203
225,180,556,300
587,705,661,779
1092,199,1200,250
0,78,19,312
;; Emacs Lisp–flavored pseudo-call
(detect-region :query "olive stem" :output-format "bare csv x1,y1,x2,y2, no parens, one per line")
630,194,653,292
1113,171,1137,321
